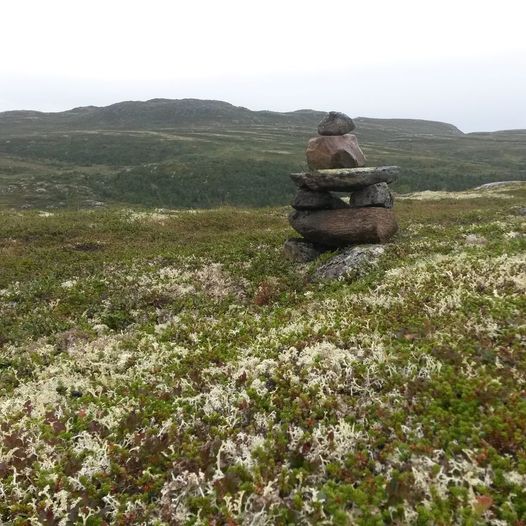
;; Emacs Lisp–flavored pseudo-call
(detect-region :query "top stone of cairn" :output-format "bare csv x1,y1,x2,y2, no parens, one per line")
317,111,356,136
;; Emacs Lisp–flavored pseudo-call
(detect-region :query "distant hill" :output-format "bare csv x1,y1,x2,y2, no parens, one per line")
0,99,327,134
0,98,525,209
356,117,463,137
0,99,463,137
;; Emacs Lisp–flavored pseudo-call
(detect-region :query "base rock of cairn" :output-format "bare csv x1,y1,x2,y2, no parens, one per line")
285,111,399,263
283,238,326,263
313,245,386,281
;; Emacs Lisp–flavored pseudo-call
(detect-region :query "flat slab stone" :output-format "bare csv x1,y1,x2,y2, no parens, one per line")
305,134,366,170
289,207,398,247
291,166,399,192
292,188,348,210
350,182,394,208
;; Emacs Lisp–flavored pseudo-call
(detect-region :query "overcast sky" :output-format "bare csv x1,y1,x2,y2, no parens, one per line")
1,0,525,132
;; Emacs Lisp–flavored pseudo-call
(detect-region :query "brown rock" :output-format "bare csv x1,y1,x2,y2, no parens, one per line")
306,134,366,170
317,111,355,136
289,208,398,247
292,189,348,210
291,166,399,192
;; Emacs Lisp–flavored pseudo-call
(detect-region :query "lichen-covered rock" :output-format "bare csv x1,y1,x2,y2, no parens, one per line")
289,207,398,247
283,238,326,263
313,245,386,281
317,111,355,136
291,166,399,192
350,182,393,208
292,189,348,210
305,134,366,170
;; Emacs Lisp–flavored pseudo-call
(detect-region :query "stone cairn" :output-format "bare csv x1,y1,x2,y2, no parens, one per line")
284,111,399,263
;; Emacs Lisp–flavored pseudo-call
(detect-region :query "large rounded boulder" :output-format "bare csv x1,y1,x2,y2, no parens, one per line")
306,134,366,170
317,111,355,136
289,207,398,247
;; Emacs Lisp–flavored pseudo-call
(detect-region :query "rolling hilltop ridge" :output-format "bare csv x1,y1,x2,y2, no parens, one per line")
0,98,525,209
0,98,464,136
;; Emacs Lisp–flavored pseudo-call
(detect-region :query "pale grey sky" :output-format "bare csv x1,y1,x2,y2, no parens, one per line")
1,0,525,132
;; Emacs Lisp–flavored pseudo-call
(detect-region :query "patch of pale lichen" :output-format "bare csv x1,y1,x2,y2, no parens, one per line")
0,189,525,524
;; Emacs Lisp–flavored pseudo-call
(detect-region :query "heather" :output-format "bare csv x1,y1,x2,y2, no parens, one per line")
0,184,525,524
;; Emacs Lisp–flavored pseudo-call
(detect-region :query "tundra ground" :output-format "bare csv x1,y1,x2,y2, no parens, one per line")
0,185,525,524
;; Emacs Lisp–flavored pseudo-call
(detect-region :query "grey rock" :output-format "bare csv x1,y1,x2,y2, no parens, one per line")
292,189,348,210
313,245,386,281
291,166,399,192
317,111,356,136
289,207,398,247
350,183,394,208
283,238,325,263
516,206,526,216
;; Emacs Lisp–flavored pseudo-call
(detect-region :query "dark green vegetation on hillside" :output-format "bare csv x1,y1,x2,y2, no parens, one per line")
1,99,525,209
0,186,525,523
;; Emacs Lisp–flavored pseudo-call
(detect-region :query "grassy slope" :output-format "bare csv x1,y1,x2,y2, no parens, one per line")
0,184,525,524
1,100,525,209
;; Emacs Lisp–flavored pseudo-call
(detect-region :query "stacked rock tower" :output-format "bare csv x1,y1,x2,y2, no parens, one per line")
285,112,399,262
